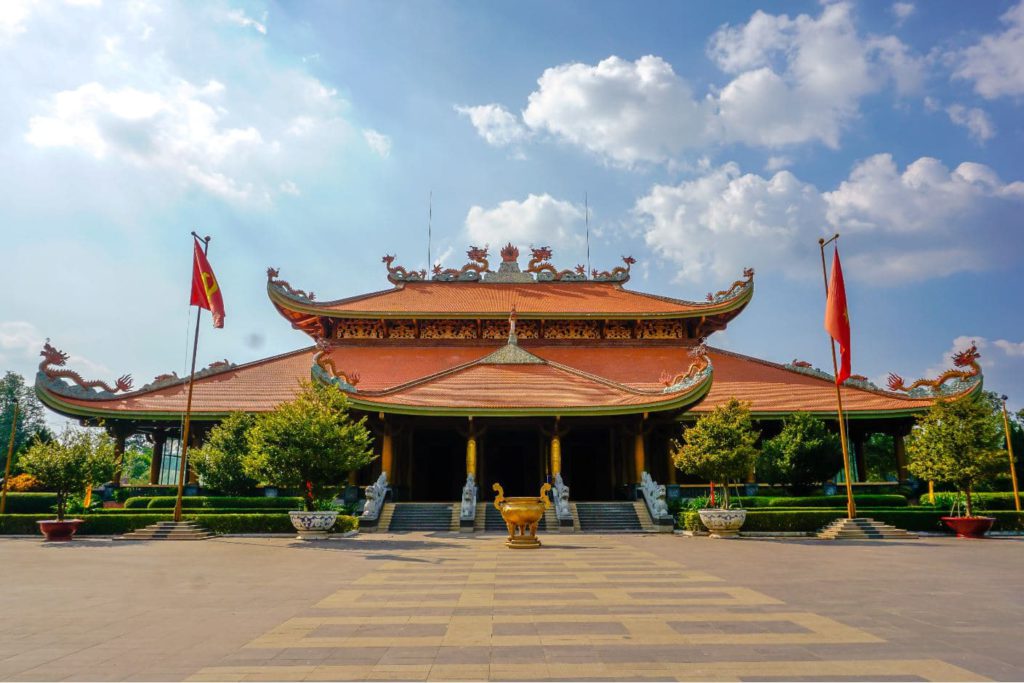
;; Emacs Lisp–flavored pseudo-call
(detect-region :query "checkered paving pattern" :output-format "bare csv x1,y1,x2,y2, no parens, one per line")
188,537,982,682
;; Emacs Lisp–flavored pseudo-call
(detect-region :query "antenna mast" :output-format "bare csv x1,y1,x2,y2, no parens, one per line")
427,190,432,270
585,192,590,275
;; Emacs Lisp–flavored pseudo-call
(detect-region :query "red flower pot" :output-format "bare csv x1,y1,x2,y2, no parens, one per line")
940,516,995,538
37,519,84,542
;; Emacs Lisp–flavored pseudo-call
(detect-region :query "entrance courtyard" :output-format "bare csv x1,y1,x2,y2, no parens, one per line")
1,533,1020,681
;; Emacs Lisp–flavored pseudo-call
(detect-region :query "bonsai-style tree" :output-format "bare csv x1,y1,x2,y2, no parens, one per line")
672,398,760,508
906,393,1005,517
18,427,116,520
191,412,259,495
760,412,841,494
245,382,376,511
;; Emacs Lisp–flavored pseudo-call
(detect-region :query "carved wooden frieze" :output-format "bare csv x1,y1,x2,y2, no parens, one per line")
604,321,633,339
543,320,600,340
421,320,477,339
387,320,418,339
637,320,685,339
334,319,386,339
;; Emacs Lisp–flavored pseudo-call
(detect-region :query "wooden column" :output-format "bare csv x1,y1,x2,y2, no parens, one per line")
853,433,867,482
381,427,394,481
633,430,645,483
111,427,128,486
466,435,477,478
894,431,908,481
550,434,561,476
149,430,166,485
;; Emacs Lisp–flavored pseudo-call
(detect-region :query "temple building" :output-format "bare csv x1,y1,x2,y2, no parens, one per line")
35,243,983,525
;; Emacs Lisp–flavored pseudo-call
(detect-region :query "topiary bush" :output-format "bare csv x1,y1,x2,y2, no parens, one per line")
189,412,260,495
0,512,360,535
922,491,1022,511
0,492,59,513
123,496,304,509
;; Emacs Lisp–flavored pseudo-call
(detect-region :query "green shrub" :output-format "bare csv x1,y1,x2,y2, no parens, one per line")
679,509,1024,533
0,492,58,513
122,496,304,509
91,507,294,515
922,491,1022,511
0,512,360,535
729,494,907,508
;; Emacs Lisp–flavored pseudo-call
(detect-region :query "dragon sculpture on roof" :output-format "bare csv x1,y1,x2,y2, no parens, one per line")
311,338,360,392
38,341,133,395
382,255,427,284
267,268,315,301
659,340,712,392
591,255,636,283
431,246,491,281
887,342,982,396
525,246,587,282
707,267,755,303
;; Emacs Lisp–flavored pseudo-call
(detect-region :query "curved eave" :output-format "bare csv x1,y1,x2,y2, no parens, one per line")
340,373,714,418
267,280,753,321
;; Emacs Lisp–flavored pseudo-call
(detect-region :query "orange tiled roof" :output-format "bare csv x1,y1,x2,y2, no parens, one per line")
39,343,938,419
269,281,750,318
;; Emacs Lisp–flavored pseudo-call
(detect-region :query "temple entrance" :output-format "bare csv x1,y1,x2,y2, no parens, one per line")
481,429,545,498
562,428,616,500
409,429,464,501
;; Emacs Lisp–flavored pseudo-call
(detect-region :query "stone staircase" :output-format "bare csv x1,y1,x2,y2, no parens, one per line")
116,521,215,541
387,503,454,532
575,502,643,532
632,500,659,533
480,503,512,533
817,517,917,540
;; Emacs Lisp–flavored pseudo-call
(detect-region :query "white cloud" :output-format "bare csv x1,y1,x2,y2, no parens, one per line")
0,0,33,43
994,339,1024,357
765,155,792,171
465,194,586,251
0,321,44,364
521,55,711,167
222,8,266,35
362,128,392,158
952,0,1024,98
455,104,529,147
461,5,924,163
891,2,915,24
636,154,1024,284
946,104,996,143
279,180,300,196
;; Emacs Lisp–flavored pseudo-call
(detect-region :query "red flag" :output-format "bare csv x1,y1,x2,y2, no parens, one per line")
824,246,851,384
190,238,225,328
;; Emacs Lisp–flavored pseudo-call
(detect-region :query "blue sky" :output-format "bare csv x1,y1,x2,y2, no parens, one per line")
2,0,1023,416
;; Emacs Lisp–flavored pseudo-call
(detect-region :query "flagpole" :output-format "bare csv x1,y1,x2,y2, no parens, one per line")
0,401,18,511
173,232,210,523
819,235,857,520
1001,396,1021,512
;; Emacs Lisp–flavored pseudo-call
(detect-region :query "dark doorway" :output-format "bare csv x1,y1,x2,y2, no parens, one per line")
562,428,615,500
409,429,464,501
482,430,544,498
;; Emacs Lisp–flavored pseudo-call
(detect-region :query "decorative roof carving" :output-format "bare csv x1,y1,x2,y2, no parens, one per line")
312,338,360,392
887,342,982,397
707,267,754,303
591,256,635,283
500,243,519,262
37,340,133,398
525,246,587,282
382,255,426,284
431,246,491,281
267,267,315,301
659,340,712,393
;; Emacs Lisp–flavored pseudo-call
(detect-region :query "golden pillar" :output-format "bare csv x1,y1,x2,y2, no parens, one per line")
550,434,561,476
633,431,645,483
348,470,358,485
381,429,394,480
466,435,477,477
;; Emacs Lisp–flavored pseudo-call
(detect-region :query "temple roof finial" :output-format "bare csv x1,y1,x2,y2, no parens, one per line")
508,305,518,346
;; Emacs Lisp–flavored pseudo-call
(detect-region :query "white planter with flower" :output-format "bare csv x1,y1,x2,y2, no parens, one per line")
698,508,747,538
288,510,338,539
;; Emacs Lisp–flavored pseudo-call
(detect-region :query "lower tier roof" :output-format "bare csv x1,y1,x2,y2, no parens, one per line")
37,343,943,421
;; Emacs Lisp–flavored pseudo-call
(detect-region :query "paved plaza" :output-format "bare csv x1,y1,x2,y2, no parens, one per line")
1,533,1021,681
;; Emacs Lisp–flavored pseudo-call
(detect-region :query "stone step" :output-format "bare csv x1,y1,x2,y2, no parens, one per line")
116,521,215,541
575,502,642,532
817,517,917,540
389,503,453,531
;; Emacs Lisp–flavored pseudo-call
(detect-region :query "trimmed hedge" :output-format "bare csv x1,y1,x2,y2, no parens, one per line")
0,492,59,513
680,509,1024,533
921,491,1023,511
123,496,305,510
732,495,908,508
0,513,359,535
93,507,297,515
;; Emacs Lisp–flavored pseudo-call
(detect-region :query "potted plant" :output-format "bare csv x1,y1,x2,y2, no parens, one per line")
906,394,1005,538
672,398,760,538
244,381,376,539
18,427,115,541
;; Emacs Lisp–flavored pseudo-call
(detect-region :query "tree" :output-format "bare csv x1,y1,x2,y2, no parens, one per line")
672,398,760,507
18,427,116,520
906,393,1005,517
191,412,259,495
244,382,376,511
864,433,897,482
119,434,153,484
760,412,842,493
0,371,53,473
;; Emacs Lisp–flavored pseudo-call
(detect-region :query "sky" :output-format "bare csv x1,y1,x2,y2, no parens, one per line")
1,0,1023,421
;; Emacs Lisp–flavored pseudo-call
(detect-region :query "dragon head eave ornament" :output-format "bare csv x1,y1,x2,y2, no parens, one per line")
267,267,315,302
706,267,755,303
311,338,360,392
659,340,713,393
37,340,134,399
887,341,983,398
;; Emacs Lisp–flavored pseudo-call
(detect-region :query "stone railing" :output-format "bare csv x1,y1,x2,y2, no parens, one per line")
552,474,573,528
460,474,478,530
640,471,674,531
359,473,389,528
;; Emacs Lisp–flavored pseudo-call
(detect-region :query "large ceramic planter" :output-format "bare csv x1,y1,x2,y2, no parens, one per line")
941,516,995,538
37,519,83,542
698,508,747,538
288,510,338,539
